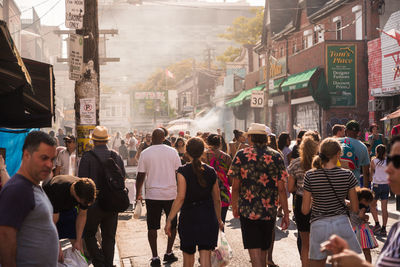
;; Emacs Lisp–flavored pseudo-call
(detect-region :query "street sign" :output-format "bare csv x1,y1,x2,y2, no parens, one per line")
69,34,83,81
65,0,84,29
251,91,264,108
268,99,274,107
80,98,96,125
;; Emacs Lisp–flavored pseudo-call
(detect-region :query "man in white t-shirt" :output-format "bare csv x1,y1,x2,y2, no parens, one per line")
136,128,181,267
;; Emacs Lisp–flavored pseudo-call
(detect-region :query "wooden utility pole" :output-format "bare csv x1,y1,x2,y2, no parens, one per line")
74,0,99,156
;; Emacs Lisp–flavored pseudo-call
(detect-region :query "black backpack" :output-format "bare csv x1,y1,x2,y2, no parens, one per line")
89,150,130,212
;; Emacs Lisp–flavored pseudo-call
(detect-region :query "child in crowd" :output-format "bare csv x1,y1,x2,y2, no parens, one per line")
352,187,378,263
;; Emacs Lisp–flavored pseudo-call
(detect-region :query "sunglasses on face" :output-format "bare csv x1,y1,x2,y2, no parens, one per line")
387,155,400,169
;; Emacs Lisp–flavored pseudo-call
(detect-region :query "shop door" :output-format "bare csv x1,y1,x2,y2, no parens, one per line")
294,102,320,132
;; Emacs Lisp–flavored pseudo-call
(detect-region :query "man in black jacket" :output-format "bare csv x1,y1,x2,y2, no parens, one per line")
79,126,126,267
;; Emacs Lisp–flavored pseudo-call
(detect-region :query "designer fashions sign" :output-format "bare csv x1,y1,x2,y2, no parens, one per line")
326,44,357,107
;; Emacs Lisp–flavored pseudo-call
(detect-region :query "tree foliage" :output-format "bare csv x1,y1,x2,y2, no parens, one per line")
217,7,264,66
219,7,264,45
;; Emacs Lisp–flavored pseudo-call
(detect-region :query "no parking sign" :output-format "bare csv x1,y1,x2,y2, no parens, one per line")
80,98,96,125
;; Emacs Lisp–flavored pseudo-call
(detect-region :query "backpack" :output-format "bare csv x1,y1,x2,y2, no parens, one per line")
338,137,358,171
89,150,130,212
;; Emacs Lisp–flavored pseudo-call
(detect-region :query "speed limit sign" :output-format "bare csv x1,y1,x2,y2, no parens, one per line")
251,91,264,108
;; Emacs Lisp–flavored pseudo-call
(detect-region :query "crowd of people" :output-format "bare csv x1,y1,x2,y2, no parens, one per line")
1,119,400,267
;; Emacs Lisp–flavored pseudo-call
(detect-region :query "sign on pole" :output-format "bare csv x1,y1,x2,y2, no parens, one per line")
80,98,96,125
69,34,83,81
65,0,84,29
251,91,264,108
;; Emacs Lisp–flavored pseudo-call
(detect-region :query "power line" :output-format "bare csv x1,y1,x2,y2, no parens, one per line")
9,0,54,20
11,0,63,35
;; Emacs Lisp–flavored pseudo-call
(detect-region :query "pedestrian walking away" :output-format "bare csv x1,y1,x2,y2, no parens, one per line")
78,125,126,267
165,137,224,267
229,123,289,267
136,128,182,267
0,131,59,266
302,137,361,267
323,135,400,267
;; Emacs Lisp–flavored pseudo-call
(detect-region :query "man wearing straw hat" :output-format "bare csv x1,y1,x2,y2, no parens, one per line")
78,126,126,267
229,123,289,267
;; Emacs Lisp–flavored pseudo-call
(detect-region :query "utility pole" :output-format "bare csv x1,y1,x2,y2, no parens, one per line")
74,0,99,156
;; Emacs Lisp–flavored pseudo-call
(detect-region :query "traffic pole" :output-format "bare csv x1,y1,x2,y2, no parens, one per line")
74,0,100,156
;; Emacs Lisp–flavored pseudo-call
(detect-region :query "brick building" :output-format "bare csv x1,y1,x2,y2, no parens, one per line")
257,0,382,137
368,6,400,137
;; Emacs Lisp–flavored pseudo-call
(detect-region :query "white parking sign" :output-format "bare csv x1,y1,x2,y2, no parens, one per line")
251,91,264,108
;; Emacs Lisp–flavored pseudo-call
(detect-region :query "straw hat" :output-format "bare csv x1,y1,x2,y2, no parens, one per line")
90,126,111,141
245,123,268,136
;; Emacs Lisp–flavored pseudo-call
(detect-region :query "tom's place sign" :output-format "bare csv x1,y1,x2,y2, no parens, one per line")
326,44,357,107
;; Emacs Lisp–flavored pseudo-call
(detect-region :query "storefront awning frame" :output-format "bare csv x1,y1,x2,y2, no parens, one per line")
281,67,319,92
225,85,265,107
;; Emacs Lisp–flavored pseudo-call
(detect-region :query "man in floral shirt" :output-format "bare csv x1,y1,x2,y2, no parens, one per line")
229,123,289,267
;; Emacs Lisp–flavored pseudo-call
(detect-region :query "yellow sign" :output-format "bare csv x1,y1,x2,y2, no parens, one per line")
76,125,95,156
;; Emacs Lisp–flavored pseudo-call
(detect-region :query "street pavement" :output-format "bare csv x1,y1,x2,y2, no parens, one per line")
115,195,400,267
114,166,400,266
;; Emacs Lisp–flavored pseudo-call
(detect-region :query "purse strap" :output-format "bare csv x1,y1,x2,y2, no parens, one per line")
321,169,350,216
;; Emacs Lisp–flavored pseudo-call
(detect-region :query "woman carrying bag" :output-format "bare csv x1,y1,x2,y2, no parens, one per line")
302,138,361,267
165,137,224,267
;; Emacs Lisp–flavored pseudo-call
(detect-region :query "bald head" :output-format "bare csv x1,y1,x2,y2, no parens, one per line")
152,128,165,144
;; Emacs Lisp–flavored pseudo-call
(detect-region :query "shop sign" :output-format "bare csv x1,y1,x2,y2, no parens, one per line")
260,56,287,85
65,0,84,29
134,91,165,100
251,91,264,108
76,125,95,157
69,34,83,81
326,44,357,107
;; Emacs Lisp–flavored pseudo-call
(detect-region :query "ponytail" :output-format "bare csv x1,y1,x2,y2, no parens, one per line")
186,137,207,188
312,138,341,169
375,144,386,166
192,157,206,188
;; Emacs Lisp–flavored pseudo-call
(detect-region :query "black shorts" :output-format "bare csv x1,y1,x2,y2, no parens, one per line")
240,216,275,250
56,208,78,239
145,199,177,230
294,195,311,232
181,244,215,255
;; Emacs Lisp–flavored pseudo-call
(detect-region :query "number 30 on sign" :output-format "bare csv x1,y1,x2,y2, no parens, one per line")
251,91,264,108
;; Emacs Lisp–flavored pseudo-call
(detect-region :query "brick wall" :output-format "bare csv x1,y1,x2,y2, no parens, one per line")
244,70,260,90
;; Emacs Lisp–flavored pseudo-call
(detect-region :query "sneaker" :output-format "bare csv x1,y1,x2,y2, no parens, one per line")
372,224,381,234
163,253,178,263
150,257,161,267
380,227,387,237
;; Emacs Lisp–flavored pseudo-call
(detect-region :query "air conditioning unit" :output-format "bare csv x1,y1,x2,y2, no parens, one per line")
368,99,385,112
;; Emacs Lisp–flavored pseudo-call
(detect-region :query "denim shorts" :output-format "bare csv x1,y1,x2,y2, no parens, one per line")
373,184,390,200
309,215,361,260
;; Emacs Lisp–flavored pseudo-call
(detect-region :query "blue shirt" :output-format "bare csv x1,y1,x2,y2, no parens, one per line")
346,137,370,179
0,174,59,266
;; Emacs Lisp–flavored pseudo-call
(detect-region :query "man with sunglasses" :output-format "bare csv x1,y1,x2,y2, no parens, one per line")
55,135,77,176
43,175,96,263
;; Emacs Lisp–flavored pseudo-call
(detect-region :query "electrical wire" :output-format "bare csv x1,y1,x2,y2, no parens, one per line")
9,0,54,20
11,0,63,35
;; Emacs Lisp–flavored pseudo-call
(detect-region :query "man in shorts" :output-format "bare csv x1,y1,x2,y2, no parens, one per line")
229,123,289,267
136,128,181,266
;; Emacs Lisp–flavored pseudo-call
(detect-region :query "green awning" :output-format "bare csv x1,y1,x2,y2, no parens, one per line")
281,67,318,92
226,85,265,107
270,77,285,94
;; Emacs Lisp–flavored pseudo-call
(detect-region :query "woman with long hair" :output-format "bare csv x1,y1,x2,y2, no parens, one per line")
229,129,248,158
202,134,232,223
302,138,361,267
288,131,321,267
174,137,188,165
370,144,389,236
165,137,224,267
278,132,292,168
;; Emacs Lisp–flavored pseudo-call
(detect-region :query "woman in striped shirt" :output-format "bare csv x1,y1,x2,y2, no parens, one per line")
301,138,361,267
323,136,400,267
